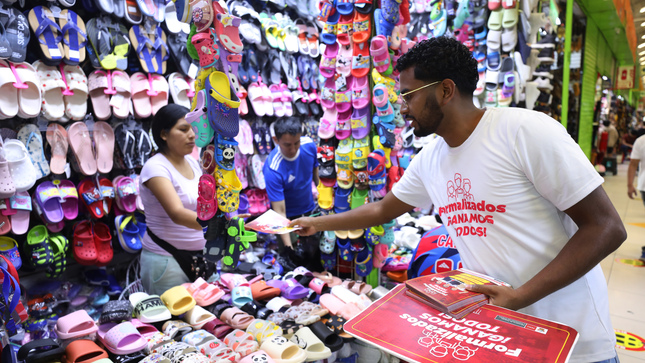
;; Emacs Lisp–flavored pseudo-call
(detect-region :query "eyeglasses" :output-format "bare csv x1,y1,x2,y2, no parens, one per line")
400,81,441,107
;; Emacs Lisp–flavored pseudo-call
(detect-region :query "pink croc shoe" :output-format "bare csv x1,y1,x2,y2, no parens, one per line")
212,2,244,54
370,35,391,74
197,174,217,221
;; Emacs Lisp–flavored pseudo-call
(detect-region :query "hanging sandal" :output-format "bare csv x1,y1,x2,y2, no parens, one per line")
28,6,65,65
25,225,53,267
222,217,257,269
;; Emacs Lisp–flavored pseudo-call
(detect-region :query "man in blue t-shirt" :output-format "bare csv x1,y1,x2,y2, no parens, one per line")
264,118,319,256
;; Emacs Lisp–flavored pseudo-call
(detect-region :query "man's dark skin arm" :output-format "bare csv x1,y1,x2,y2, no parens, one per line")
292,186,626,311
289,191,415,234
468,186,626,310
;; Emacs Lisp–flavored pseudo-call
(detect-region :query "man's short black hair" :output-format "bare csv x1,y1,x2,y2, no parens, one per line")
396,37,478,96
274,118,302,140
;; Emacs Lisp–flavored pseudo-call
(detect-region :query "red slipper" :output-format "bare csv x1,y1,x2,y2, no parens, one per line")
93,222,113,267
78,178,104,219
73,220,97,265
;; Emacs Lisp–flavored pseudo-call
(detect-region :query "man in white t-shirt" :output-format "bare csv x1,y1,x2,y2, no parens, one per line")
627,133,645,260
627,134,645,202
290,38,625,363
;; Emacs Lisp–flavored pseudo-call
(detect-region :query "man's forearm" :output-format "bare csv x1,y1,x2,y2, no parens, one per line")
311,194,412,232
628,165,637,187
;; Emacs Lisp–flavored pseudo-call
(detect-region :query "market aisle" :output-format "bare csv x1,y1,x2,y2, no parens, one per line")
600,163,645,362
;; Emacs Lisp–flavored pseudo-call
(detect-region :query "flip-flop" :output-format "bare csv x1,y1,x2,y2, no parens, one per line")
113,0,126,18
46,123,68,175
168,31,199,78
28,6,65,65
0,21,12,61
129,24,156,74
150,25,169,75
87,17,116,70
93,121,115,174
67,122,98,176
106,18,131,71
4,8,29,63
160,286,196,316
17,124,50,180
57,9,87,65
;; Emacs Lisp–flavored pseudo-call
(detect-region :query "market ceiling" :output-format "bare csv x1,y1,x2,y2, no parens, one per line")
577,0,636,65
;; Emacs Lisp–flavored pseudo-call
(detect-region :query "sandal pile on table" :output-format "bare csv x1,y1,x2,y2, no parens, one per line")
10,265,392,363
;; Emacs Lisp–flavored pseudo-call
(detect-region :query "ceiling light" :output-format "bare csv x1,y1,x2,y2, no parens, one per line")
640,50,645,55
639,43,645,48
642,21,645,26
641,6,645,12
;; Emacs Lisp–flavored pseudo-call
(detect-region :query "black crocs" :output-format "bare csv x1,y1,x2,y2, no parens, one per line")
17,339,65,363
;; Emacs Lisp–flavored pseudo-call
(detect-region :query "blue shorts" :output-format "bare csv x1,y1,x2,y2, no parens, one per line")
594,354,620,363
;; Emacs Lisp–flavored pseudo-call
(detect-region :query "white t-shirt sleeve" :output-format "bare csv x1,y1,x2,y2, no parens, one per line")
512,115,603,211
140,155,172,184
392,142,434,209
631,134,645,161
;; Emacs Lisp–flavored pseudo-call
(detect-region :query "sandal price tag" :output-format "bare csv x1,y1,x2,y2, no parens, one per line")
188,64,199,79
69,50,80,61
49,48,61,59
110,93,125,108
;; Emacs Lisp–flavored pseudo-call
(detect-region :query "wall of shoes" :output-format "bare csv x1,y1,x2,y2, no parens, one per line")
0,0,439,361
406,0,561,111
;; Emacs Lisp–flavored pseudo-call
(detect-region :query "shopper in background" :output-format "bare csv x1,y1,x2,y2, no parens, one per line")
605,120,619,157
139,104,205,295
619,129,637,163
291,37,625,363
264,118,321,270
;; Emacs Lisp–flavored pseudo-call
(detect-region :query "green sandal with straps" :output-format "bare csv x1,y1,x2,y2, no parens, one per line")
25,225,53,268
46,234,68,278
222,217,257,269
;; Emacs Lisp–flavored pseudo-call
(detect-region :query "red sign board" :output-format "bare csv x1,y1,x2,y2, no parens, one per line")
344,285,579,362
